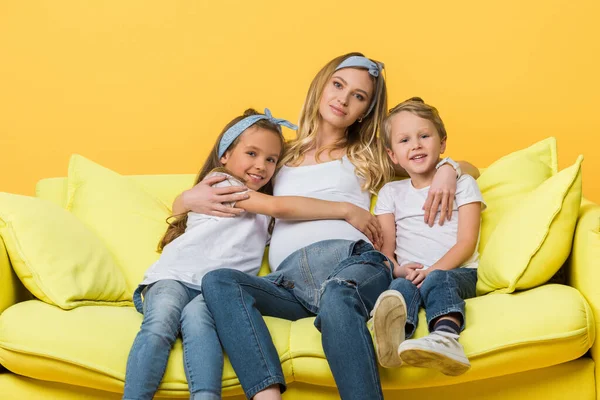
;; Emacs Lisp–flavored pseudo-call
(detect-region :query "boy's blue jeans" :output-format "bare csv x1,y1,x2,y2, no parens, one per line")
123,279,221,400
201,240,393,400
389,268,478,338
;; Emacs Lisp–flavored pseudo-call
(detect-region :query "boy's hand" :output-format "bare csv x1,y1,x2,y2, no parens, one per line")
392,262,406,278
404,263,429,287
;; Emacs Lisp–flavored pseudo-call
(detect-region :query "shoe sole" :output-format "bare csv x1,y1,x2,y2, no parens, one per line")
399,347,471,376
372,290,407,368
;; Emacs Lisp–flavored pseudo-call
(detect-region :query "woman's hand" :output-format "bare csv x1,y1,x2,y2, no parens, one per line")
182,175,249,217
344,204,383,249
422,164,457,227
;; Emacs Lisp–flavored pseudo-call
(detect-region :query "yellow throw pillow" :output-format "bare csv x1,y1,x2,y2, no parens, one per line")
477,156,583,295
0,193,130,309
477,137,558,253
66,155,171,292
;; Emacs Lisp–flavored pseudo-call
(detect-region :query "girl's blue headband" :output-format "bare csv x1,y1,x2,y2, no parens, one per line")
218,108,297,158
334,55,385,118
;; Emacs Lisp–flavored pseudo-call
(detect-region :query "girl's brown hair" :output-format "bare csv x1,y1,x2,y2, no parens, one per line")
279,52,393,193
382,97,447,149
158,108,285,251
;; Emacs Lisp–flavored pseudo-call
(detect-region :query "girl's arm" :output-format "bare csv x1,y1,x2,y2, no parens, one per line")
172,175,250,217
422,161,481,227
377,213,403,276
236,191,382,246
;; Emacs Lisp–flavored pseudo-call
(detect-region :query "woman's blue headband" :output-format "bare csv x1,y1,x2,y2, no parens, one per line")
335,55,385,117
218,108,297,158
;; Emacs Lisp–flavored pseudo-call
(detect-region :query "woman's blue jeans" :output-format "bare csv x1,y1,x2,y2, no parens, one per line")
123,279,221,400
201,240,392,400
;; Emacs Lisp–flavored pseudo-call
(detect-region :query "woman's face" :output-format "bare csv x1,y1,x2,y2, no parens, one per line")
318,67,374,130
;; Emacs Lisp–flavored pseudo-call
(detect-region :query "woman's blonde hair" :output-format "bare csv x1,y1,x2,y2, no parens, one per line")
382,97,447,149
158,109,285,252
279,52,393,193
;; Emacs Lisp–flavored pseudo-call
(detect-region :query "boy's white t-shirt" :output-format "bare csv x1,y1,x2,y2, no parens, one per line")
374,175,485,270
269,156,371,270
140,172,271,291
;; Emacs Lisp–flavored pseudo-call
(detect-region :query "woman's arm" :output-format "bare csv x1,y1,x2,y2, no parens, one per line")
172,174,250,217
459,161,480,180
422,161,481,227
236,191,382,246
377,213,403,276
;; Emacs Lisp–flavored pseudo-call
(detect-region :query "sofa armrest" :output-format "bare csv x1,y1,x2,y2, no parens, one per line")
567,199,600,358
0,236,31,314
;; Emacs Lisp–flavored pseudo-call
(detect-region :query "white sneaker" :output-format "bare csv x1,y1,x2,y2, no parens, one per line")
398,330,471,376
368,290,407,368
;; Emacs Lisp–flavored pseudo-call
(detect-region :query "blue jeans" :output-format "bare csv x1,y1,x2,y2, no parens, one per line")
123,280,221,400
389,268,478,338
201,240,393,400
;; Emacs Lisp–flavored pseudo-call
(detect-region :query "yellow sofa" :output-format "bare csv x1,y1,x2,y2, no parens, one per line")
0,168,599,400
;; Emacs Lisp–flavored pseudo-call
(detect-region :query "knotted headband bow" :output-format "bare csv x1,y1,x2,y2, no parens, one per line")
218,108,298,158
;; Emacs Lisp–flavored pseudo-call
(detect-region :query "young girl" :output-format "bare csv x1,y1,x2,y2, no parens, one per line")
174,54,479,400
370,97,485,376
123,108,381,400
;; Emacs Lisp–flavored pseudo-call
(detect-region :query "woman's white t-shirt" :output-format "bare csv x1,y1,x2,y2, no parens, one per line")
269,156,371,270
140,172,271,290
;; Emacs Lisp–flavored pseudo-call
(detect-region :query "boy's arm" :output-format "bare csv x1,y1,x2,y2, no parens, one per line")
427,202,482,273
377,213,403,276
236,191,382,246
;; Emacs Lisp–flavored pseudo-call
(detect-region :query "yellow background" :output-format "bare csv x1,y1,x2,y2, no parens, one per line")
1,0,598,202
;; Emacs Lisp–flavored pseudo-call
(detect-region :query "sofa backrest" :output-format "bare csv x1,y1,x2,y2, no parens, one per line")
36,174,197,210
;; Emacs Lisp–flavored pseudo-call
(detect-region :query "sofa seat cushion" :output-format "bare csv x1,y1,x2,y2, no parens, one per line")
0,300,292,396
0,285,594,393
290,284,594,389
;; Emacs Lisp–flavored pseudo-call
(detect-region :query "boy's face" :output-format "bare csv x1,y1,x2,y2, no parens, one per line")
386,111,446,180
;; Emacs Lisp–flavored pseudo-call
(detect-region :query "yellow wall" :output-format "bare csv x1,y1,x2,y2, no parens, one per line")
1,0,599,202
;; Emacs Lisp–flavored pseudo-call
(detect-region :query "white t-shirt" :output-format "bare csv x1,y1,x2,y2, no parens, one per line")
140,172,271,290
374,175,485,270
268,156,371,270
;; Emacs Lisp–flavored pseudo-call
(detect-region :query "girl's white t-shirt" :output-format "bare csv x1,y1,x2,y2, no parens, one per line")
269,156,371,270
140,172,271,290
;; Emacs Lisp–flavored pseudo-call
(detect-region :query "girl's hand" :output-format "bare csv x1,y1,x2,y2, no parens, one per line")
344,204,383,249
183,175,249,217
422,164,457,227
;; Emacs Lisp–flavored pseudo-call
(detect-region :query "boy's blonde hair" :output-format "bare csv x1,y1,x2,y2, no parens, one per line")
382,97,447,149
279,52,392,193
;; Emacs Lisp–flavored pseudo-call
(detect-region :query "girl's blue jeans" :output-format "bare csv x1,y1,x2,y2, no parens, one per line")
389,268,479,337
123,279,221,400
201,240,393,400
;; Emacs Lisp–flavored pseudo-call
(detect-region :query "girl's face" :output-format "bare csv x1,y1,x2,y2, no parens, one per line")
220,126,282,191
386,111,446,182
318,67,374,130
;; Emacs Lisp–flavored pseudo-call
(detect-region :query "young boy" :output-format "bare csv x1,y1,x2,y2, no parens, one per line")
370,97,485,376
